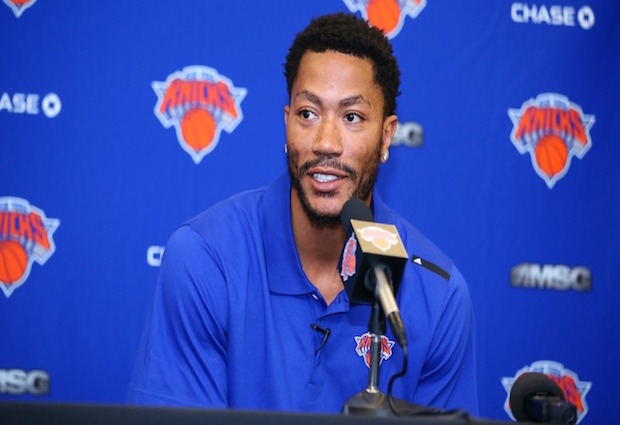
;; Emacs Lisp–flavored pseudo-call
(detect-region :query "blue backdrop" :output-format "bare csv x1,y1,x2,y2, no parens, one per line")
1,1,618,423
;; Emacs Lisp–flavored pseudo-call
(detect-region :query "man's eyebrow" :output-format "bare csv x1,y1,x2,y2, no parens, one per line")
339,95,371,108
296,90,322,106
295,90,371,108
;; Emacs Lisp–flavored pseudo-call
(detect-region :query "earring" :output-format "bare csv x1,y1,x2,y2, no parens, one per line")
381,152,388,162
284,144,288,154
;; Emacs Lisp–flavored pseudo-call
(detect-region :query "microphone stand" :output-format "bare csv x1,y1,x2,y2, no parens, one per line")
342,301,419,416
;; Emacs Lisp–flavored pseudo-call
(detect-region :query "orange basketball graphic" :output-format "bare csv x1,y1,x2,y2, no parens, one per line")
535,134,568,177
367,0,401,35
11,0,32,5
0,239,28,285
180,108,216,152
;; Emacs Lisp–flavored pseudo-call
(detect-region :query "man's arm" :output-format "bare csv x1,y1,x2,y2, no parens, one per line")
416,265,479,416
127,225,229,407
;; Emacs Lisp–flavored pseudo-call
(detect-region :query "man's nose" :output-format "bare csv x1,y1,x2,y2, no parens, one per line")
312,115,343,157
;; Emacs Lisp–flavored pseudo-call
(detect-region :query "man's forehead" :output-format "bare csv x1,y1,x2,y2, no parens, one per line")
294,89,372,107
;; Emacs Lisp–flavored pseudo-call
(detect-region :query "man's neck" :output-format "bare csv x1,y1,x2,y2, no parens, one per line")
290,191,346,305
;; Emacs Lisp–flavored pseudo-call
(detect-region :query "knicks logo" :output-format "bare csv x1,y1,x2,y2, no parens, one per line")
340,234,357,282
502,360,592,424
3,0,37,18
355,332,395,367
152,65,247,164
508,93,595,189
359,225,400,252
0,197,59,298
343,0,426,39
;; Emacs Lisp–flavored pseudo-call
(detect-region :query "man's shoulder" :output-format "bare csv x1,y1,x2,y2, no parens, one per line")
180,173,289,240
376,199,455,283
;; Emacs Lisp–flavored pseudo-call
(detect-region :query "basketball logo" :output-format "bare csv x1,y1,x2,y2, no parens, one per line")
180,108,217,152
535,134,568,178
367,0,401,35
3,0,37,18
354,332,395,367
508,93,595,189
358,225,399,253
152,65,247,164
343,0,427,39
0,197,60,298
0,240,28,284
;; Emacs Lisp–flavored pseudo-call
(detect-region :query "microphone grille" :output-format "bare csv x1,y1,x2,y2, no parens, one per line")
340,198,374,235
509,372,565,421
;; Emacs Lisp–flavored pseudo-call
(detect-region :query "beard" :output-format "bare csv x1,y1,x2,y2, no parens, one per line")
287,142,382,228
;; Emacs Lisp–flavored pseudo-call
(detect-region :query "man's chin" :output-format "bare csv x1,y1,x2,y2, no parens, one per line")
306,212,341,228
302,200,344,228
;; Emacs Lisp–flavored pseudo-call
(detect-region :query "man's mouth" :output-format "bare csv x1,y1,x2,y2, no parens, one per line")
313,173,339,183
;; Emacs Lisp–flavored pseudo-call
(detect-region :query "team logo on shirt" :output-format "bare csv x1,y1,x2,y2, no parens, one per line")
354,332,395,367
508,93,595,189
152,65,247,164
343,0,426,39
501,360,592,424
0,197,60,298
3,0,37,18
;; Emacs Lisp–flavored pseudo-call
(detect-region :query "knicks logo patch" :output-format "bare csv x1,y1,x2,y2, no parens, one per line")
508,93,595,189
354,332,395,367
3,0,37,17
343,0,426,39
152,65,247,164
0,197,60,298
502,360,592,424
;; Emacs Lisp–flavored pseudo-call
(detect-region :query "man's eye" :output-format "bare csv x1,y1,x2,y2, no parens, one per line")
345,113,361,123
300,110,316,119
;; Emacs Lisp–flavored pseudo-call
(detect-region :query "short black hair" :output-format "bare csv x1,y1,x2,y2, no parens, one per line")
284,12,401,117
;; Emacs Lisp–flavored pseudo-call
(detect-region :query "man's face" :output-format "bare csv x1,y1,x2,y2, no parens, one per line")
285,50,397,227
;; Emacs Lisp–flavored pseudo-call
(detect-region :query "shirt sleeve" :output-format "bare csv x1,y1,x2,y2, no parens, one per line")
126,224,229,407
416,264,479,416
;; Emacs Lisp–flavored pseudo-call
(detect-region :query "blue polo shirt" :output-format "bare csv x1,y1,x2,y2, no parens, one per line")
127,172,478,415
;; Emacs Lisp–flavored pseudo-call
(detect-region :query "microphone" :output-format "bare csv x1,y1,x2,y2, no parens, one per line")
310,323,331,355
338,198,409,348
510,372,577,424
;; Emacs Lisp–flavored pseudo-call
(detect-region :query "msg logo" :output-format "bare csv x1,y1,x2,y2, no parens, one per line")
0,368,50,395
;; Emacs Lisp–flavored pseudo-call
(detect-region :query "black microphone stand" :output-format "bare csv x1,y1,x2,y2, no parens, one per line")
342,301,421,416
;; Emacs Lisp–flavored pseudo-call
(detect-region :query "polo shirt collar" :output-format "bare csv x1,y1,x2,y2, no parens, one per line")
262,173,313,296
261,172,388,297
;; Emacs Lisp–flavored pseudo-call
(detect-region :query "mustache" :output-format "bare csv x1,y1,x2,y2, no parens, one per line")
298,157,358,181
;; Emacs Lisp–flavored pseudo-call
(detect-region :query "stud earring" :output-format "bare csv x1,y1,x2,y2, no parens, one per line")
381,152,389,162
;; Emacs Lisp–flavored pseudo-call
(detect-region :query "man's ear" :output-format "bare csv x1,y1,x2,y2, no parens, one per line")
382,114,398,150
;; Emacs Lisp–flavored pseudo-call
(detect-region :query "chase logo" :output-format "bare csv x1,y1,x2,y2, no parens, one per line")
3,0,37,18
152,65,247,164
0,197,59,298
343,0,426,39
502,360,592,424
508,93,595,189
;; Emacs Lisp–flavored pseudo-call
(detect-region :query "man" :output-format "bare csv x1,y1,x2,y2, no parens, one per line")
127,12,478,416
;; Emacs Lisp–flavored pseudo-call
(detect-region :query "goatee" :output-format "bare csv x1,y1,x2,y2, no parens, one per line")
287,150,381,228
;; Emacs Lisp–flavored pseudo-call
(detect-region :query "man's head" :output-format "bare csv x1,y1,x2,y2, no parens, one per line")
283,13,401,228
284,12,400,118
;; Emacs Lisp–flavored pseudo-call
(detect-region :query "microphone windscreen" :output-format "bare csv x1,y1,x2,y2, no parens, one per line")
510,372,565,421
340,198,374,235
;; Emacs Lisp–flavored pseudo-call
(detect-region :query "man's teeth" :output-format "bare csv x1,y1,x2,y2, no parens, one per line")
313,173,338,183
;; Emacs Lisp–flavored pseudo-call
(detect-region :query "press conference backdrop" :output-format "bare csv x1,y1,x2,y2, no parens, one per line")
1,1,618,423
